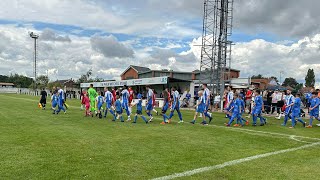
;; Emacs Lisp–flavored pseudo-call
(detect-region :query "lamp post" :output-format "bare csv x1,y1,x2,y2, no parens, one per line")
29,32,39,93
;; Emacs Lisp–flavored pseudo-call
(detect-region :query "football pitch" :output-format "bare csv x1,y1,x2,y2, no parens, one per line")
1,94,320,180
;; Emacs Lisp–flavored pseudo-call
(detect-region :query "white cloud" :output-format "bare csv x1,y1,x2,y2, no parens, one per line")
0,0,202,39
187,34,320,84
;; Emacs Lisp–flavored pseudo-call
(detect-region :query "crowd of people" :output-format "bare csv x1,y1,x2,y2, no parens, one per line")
38,83,320,128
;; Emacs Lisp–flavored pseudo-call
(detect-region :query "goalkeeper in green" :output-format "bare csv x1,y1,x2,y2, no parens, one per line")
88,84,98,116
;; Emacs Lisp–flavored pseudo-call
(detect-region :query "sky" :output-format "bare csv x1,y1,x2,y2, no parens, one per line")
1,0,320,84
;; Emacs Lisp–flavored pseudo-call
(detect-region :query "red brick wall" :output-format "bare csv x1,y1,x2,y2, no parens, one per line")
223,70,240,80
191,72,196,80
230,71,240,79
121,68,138,80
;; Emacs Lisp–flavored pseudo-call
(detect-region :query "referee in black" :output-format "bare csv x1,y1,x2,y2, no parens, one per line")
40,88,47,110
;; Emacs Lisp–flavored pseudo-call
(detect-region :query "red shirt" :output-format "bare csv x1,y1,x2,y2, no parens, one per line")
128,89,134,103
245,90,252,100
82,96,90,107
111,90,116,101
224,94,228,109
152,93,156,106
167,91,172,108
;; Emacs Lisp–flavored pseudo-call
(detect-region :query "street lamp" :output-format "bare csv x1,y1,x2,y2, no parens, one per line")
29,32,39,92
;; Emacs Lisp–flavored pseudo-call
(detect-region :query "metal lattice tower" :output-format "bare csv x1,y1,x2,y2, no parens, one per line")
199,0,234,97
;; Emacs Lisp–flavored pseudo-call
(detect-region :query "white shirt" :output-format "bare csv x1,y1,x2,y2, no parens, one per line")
227,91,234,102
276,93,283,101
203,88,210,103
58,89,64,100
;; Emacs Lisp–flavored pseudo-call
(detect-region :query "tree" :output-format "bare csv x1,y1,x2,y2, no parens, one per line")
251,74,264,79
305,68,315,88
47,81,62,91
7,74,33,88
295,83,303,91
77,69,93,83
37,75,49,89
282,77,298,87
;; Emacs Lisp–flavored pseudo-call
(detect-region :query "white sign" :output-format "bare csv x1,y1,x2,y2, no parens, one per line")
80,76,168,88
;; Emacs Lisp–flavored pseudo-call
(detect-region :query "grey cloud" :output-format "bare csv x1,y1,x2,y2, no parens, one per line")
40,28,71,42
90,35,134,58
234,0,320,38
108,0,320,38
151,48,175,58
175,52,197,64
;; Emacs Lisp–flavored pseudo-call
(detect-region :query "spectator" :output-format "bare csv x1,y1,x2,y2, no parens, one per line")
271,90,279,114
266,90,273,114
245,88,252,112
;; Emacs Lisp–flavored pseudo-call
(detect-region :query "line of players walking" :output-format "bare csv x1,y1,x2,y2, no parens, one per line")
223,88,320,128
44,83,319,128
80,84,188,124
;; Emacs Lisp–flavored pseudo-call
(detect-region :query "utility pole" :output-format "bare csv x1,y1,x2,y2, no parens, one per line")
29,32,39,94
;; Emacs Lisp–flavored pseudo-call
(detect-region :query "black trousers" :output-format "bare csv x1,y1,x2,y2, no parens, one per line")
276,101,284,114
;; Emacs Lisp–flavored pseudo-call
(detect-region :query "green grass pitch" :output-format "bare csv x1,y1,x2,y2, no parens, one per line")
0,94,320,180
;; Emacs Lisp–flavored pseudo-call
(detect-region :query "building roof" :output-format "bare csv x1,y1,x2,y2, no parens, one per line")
131,65,150,73
0,82,14,86
121,65,151,76
122,65,240,77
138,68,240,75
54,79,75,85
138,69,194,75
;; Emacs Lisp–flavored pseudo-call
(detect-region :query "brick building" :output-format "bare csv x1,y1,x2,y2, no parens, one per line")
120,65,150,80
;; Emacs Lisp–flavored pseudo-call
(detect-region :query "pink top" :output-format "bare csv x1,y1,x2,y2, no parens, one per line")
83,96,90,106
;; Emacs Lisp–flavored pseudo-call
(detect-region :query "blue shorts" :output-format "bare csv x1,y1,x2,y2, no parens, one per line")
231,112,240,120
116,110,123,114
197,106,204,113
52,103,57,108
252,108,262,115
310,109,319,117
146,104,153,111
171,103,180,111
58,100,64,108
292,113,300,118
136,110,142,115
197,103,204,113
162,102,169,113
122,102,129,110
97,103,103,110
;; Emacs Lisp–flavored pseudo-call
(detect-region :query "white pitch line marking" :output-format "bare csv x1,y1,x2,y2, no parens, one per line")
289,135,312,144
151,142,320,180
